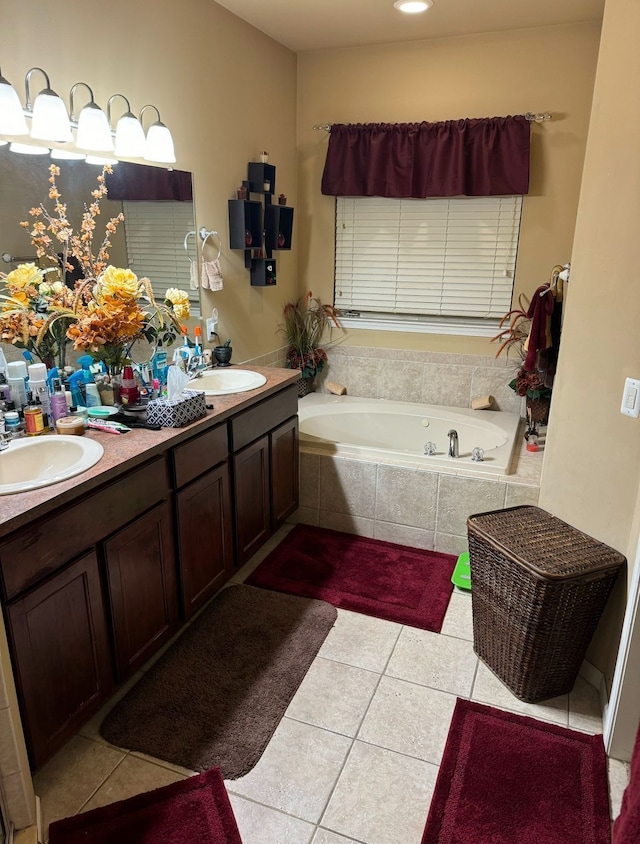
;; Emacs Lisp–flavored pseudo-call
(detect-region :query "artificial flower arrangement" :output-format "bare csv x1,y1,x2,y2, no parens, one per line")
491,292,552,402
0,163,190,372
278,291,341,380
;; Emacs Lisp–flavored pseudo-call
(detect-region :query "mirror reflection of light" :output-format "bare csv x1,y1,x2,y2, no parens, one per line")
50,148,86,160
8,141,49,155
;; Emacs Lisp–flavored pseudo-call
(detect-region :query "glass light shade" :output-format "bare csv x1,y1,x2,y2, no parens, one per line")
144,122,176,164
114,112,146,158
51,147,86,160
0,76,29,135
76,103,114,152
85,155,116,165
9,141,50,155
30,90,73,142
393,0,433,11
0,139,7,146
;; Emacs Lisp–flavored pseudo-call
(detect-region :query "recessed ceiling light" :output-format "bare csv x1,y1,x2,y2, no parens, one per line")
394,0,434,12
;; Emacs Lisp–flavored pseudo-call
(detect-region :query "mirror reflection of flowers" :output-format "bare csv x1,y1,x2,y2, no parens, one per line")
0,262,74,368
0,163,190,372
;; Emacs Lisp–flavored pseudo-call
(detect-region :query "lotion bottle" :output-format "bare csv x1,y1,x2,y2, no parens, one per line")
50,378,68,424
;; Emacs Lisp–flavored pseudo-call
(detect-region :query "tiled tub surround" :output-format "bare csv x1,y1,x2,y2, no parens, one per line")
316,346,525,414
294,434,541,557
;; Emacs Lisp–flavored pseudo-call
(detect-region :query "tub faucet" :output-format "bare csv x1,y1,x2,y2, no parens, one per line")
447,429,459,458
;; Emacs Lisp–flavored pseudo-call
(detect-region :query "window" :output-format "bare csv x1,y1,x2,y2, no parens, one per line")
334,195,522,336
122,201,200,316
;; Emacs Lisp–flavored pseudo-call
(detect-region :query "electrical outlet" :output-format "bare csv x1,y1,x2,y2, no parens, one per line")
621,377,640,419
206,318,218,342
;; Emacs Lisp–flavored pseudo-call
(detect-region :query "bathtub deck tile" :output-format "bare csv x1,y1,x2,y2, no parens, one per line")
319,456,378,519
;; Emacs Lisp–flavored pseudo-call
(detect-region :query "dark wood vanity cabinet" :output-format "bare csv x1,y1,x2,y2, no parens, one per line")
104,501,178,681
6,550,113,770
231,385,299,566
172,423,233,619
0,376,299,770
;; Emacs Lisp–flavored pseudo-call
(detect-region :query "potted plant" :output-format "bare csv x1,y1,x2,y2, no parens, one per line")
492,293,552,428
278,291,341,395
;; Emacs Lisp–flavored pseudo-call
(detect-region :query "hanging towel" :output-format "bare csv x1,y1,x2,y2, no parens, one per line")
189,260,199,290
523,284,554,372
202,258,224,291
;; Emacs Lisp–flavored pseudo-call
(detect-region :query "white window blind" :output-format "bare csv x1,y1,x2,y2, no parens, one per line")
335,195,522,326
122,201,200,314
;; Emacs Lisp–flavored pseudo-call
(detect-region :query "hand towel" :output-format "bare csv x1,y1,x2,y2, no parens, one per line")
202,258,223,291
189,261,199,290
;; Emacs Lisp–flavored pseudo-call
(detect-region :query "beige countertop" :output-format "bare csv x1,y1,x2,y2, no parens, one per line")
0,365,300,538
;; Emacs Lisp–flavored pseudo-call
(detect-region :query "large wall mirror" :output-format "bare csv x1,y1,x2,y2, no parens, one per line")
0,147,199,315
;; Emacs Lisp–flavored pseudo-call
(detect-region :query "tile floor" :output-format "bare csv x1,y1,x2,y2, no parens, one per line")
34,525,631,844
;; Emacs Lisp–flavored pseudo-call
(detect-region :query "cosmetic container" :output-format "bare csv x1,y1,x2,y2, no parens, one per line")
55,416,85,436
24,393,45,436
50,378,69,424
119,366,140,406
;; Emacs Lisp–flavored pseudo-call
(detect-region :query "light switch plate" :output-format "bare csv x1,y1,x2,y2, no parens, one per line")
621,377,640,418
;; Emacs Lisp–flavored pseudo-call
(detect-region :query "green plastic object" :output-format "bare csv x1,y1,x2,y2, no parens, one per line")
451,552,472,590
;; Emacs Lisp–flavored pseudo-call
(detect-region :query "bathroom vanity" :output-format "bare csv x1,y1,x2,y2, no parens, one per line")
0,366,300,770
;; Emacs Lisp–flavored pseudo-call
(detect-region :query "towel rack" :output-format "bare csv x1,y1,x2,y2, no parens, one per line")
2,252,36,264
199,227,221,261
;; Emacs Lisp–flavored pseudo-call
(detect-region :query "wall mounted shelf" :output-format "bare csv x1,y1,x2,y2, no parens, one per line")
228,161,293,286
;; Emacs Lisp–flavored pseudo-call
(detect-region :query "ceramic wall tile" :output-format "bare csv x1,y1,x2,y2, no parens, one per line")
470,366,522,414
436,474,506,537
505,483,540,508
374,464,438,530
376,361,423,402
300,452,320,509
433,532,469,557
319,457,377,518
421,364,473,407
373,521,435,550
318,511,375,537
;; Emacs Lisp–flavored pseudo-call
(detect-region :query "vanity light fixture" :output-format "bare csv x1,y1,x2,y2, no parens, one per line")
26,67,73,143
50,148,86,161
0,67,29,135
71,82,114,152
140,104,176,164
0,64,178,163
107,94,146,158
393,0,434,12
8,141,50,155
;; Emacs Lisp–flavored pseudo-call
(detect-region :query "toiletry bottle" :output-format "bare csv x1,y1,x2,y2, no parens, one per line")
50,378,68,424
119,365,140,406
24,391,45,436
66,371,87,408
85,382,101,408
0,371,11,404
7,360,28,408
4,410,20,437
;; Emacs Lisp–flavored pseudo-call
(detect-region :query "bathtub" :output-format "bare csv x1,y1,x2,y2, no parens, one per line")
298,394,521,477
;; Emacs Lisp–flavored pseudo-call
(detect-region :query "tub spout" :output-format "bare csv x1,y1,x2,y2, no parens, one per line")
447,429,459,458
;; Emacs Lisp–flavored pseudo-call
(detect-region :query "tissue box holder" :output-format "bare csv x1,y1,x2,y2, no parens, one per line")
146,390,206,428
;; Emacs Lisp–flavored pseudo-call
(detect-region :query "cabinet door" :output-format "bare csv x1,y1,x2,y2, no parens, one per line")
104,501,178,681
177,462,233,619
271,416,299,529
233,435,270,566
7,550,113,770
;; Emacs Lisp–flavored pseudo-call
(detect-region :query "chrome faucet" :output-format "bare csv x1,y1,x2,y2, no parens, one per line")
447,429,459,458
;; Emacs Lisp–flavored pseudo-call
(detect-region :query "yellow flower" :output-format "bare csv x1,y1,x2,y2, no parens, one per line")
6,263,41,290
165,287,191,321
99,266,141,300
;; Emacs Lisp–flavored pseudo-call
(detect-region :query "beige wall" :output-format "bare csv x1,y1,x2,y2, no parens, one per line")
0,0,298,363
297,22,601,354
538,0,640,757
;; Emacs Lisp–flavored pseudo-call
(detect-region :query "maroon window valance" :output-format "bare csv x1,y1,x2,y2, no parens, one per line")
321,117,530,198
105,162,193,201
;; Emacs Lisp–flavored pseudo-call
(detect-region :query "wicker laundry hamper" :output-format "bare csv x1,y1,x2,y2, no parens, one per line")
467,505,625,703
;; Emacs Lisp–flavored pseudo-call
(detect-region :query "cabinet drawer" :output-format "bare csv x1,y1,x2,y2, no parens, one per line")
0,456,169,601
230,385,298,452
171,423,228,489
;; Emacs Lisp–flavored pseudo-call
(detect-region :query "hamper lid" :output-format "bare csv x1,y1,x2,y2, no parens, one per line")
467,505,626,580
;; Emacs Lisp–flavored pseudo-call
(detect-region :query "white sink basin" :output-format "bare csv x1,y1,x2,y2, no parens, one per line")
0,435,104,496
188,369,267,396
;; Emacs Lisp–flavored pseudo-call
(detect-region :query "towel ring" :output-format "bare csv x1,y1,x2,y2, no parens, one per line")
183,230,197,262
199,227,221,261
